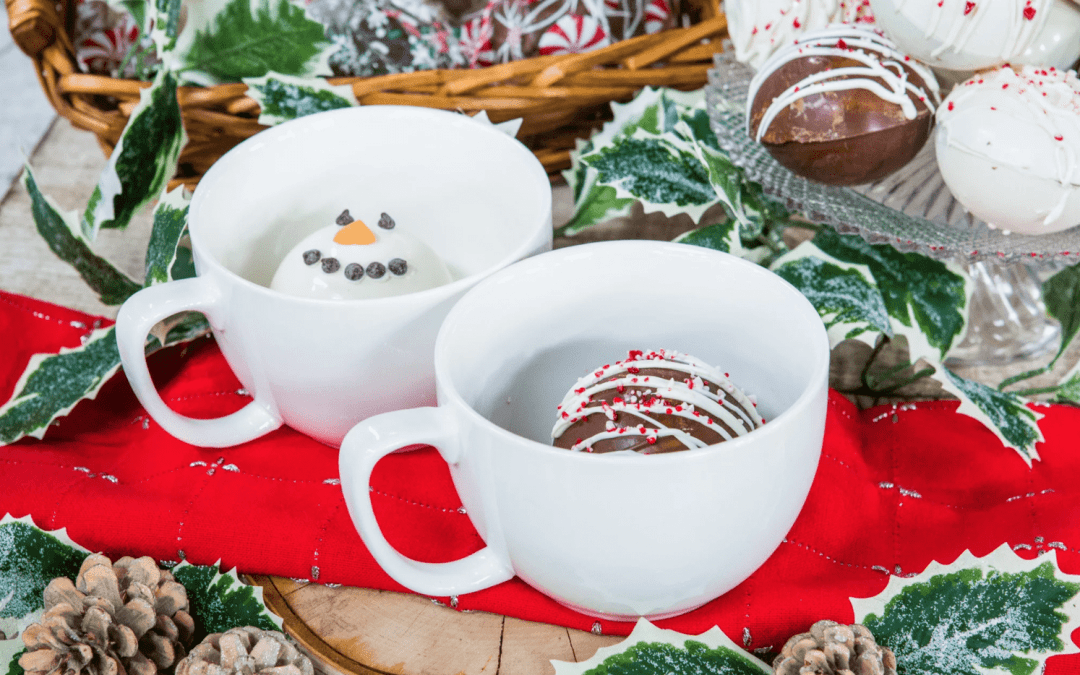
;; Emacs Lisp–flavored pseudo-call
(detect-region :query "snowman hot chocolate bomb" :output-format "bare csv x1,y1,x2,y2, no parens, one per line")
747,25,940,185
935,65,1080,235
270,211,454,300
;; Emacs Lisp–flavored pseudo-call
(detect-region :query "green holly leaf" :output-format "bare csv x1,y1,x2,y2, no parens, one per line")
770,243,892,346
674,221,740,254
83,70,186,238
0,516,90,621
0,326,123,445
144,186,191,286
552,619,771,675
244,72,357,126
148,0,183,53
853,545,1080,675
1051,369,1080,405
22,167,141,306
171,563,281,644
937,368,1044,464
581,130,719,224
174,0,335,85
3,647,24,675
811,229,969,361
1043,263,1080,370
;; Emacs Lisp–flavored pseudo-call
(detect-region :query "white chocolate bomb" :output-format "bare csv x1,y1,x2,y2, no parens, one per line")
270,211,453,300
1015,0,1080,70
868,0,1054,71
935,65,1080,235
725,0,876,69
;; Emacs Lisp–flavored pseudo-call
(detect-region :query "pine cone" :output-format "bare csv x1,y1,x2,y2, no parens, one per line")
176,627,314,675
19,554,195,675
773,620,897,675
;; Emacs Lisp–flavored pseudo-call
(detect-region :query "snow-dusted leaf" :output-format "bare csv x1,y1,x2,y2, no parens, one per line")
245,72,357,126
1042,262,1080,370
3,646,23,675
83,69,185,238
770,243,892,347
173,0,335,85
148,0,183,53
552,619,771,675
1052,369,1080,405
811,230,969,361
171,562,281,644
22,167,141,307
852,545,1080,675
581,130,719,223
0,327,122,445
938,369,1044,464
674,221,740,254
144,186,191,286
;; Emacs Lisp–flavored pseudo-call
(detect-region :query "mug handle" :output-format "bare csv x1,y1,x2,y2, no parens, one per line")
339,407,515,596
115,278,281,447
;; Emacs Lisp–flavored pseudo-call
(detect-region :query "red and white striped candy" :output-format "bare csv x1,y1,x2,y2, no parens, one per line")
644,0,670,33
460,12,495,67
77,13,139,75
538,13,610,55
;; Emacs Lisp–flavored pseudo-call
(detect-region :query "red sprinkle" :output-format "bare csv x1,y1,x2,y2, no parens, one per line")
1056,135,1064,141
1023,5,1035,19
836,38,848,49
963,1,975,15
792,18,800,28
613,396,624,404
646,437,657,445
948,101,955,111
561,411,569,419
627,366,640,374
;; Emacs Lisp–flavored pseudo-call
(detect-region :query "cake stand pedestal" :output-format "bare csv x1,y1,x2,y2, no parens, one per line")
706,56,1073,370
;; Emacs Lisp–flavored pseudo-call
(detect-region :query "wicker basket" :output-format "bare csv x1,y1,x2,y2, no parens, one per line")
5,0,728,187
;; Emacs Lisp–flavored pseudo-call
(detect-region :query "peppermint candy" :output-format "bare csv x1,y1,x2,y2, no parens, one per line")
77,11,140,76
460,13,496,66
537,13,610,55
643,0,670,34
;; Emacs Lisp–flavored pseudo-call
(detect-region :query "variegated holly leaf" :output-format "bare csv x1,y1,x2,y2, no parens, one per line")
1052,369,1080,405
770,242,892,347
22,167,141,307
147,0,183,54
551,619,771,675
173,0,335,85
852,544,1080,675
674,222,740,254
0,326,122,445
171,562,281,644
144,186,191,287
83,70,185,239
244,72,357,126
811,230,970,362
937,369,1044,464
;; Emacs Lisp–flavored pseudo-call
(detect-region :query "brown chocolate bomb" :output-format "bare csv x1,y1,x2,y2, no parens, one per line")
550,349,763,455
746,25,940,186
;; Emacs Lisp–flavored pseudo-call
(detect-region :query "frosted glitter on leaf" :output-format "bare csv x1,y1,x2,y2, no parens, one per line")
937,369,1044,464
244,72,358,126
144,186,191,287
551,619,772,675
170,562,281,644
851,545,1080,675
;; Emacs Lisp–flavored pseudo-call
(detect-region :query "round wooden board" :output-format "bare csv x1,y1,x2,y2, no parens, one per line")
249,576,623,675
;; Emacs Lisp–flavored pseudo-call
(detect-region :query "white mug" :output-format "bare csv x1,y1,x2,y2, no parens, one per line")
339,240,830,620
116,106,552,448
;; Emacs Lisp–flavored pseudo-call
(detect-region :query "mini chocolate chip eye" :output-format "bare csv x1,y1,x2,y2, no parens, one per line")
378,213,395,230
322,258,340,273
366,262,386,279
388,258,407,275
303,250,321,265
336,209,353,226
344,263,364,281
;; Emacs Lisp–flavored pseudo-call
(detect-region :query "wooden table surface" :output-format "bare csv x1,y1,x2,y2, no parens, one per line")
4,118,1078,675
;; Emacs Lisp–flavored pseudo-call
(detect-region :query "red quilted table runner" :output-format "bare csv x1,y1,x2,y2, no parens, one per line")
3,290,1080,646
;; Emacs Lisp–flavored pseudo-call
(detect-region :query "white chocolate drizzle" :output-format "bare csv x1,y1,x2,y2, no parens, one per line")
937,65,1080,226
551,349,763,453
726,0,876,70
747,25,940,143
890,0,1046,61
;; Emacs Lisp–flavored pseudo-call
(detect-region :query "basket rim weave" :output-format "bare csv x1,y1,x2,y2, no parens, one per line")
5,0,728,187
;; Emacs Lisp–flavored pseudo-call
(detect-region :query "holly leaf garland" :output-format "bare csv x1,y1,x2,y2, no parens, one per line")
551,619,771,675
82,69,186,239
172,0,335,85
244,72,357,126
21,167,141,307
851,545,1080,675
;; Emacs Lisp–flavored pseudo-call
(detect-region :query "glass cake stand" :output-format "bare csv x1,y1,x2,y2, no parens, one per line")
704,55,1078,367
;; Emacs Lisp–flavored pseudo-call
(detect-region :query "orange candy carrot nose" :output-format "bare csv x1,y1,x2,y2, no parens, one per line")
334,218,377,245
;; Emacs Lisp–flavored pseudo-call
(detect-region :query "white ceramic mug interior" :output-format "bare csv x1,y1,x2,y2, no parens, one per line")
339,240,830,619
116,106,552,447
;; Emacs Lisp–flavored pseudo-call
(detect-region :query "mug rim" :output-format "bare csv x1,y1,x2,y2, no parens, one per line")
187,105,553,308
432,240,831,463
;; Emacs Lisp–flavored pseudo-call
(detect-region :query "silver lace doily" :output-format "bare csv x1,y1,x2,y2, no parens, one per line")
705,55,1080,264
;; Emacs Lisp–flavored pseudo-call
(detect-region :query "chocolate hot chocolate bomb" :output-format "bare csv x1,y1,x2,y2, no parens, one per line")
747,26,941,186
551,349,763,454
